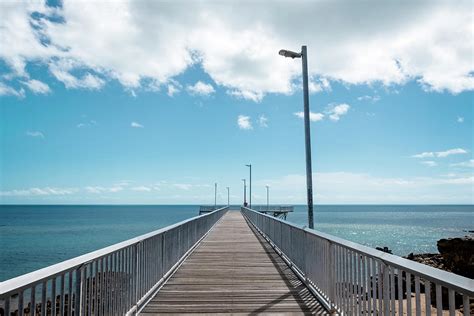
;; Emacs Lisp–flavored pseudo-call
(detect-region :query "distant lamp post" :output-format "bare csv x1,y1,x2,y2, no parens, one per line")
245,164,252,208
279,45,314,229
242,179,247,207
266,185,269,211
214,182,217,209
226,186,230,206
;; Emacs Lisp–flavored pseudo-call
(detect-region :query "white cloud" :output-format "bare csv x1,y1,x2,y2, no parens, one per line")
237,115,252,130
257,172,474,204
294,111,324,122
26,131,44,138
186,81,215,96
412,152,435,159
77,120,97,128
131,186,152,192
308,77,331,93
436,148,468,158
21,79,51,94
227,89,263,102
457,116,464,123
0,187,77,196
451,159,474,168
421,161,437,167
1,1,472,99
85,186,124,194
0,82,25,98
412,148,468,158
131,121,144,128
357,95,380,102
167,82,181,97
327,103,350,121
258,115,268,128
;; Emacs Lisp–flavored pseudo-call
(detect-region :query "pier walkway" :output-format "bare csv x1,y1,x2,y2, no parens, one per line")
1,206,472,315
142,211,327,315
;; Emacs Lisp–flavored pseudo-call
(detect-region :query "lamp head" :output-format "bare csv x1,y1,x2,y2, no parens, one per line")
279,49,301,59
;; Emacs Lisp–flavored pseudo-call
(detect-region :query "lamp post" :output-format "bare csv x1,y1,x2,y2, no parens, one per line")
242,179,247,206
214,182,217,209
226,186,230,206
266,185,269,212
245,164,252,208
278,45,314,229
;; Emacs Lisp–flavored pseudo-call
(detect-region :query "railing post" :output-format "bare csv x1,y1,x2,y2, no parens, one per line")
75,267,82,316
328,242,337,313
134,242,139,315
304,230,309,283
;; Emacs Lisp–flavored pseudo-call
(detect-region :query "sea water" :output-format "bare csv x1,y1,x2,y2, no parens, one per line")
0,204,472,281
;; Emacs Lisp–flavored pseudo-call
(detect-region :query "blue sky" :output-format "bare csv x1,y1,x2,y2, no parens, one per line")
0,1,473,204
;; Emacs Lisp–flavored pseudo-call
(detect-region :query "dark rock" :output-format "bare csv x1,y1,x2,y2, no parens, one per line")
404,253,447,271
375,246,393,254
437,236,474,278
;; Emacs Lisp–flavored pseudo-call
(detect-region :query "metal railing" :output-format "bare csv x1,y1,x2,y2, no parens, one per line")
242,207,473,316
0,206,228,316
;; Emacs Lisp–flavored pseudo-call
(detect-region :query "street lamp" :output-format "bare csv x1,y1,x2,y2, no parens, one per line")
279,45,314,229
245,164,252,208
242,179,247,206
214,182,217,209
266,185,269,212
226,186,230,206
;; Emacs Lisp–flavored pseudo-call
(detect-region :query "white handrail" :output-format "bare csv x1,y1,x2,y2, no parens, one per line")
1,206,229,315
242,206,473,315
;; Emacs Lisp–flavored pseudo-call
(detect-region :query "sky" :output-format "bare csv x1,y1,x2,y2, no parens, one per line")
0,0,473,205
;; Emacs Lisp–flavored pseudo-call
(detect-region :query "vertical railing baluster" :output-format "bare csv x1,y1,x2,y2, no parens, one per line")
31,285,36,316
425,280,431,316
68,270,73,316
52,277,57,316
4,295,10,316
41,281,46,316
406,272,412,316
462,294,470,316
82,266,87,315
372,258,378,315
328,242,335,311
398,269,403,316
59,273,65,316
18,290,24,316
389,266,395,315
367,257,372,314
378,261,383,314
76,268,83,316
415,275,421,316
356,253,361,315
436,284,443,316
361,255,367,315
383,263,390,316
448,289,455,316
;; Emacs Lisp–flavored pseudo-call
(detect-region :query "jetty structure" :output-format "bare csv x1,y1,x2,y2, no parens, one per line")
0,207,473,315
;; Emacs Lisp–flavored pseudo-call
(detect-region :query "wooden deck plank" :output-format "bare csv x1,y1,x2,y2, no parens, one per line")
140,211,328,315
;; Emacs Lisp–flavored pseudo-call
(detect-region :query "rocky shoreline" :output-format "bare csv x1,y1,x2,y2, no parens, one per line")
401,235,473,313
403,235,473,279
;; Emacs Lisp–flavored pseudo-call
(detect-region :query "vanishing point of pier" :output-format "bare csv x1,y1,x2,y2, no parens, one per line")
1,207,473,315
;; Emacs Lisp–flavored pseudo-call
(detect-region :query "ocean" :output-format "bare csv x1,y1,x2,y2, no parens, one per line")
0,204,472,282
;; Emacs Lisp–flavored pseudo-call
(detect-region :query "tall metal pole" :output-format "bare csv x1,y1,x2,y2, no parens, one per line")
242,179,247,206
226,187,229,206
214,182,217,209
246,164,252,208
266,185,269,211
301,45,314,229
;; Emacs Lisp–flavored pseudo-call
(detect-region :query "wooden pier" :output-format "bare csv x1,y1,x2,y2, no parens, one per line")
141,211,328,315
2,207,472,316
